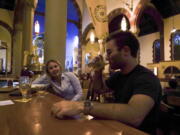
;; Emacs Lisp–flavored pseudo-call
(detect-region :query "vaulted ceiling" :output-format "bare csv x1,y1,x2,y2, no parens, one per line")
0,0,179,36
0,0,179,18
138,0,180,36
151,0,180,18
0,0,15,10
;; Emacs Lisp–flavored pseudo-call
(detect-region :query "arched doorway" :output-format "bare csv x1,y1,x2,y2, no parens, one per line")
81,24,100,73
0,21,13,74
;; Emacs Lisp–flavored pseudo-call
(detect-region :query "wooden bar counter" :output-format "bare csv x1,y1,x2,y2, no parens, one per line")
0,92,149,135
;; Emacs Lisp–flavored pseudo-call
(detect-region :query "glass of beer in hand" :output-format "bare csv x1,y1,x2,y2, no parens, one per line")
19,76,31,102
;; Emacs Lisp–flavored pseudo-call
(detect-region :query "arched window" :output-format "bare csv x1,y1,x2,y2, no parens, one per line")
66,22,79,72
153,39,161,63
109,14,130,34
33,0,45,64
66,0,81,72
171,30,180,60
164,66,180,78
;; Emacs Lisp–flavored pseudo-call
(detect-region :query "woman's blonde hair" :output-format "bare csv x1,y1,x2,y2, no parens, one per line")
45,59,62,75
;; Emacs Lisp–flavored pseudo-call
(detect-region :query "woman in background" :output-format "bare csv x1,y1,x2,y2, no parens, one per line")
33,59,82,101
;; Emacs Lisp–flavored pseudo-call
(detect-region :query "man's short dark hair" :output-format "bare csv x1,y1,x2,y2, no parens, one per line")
106,31,139,57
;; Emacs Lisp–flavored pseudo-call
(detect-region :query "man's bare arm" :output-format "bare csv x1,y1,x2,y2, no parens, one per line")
88,94,154,127
52,94,154,127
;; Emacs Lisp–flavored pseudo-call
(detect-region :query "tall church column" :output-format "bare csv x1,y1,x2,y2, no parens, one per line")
13,24,23,76
22,0,37,65
45,0,67,70
12,0,24,75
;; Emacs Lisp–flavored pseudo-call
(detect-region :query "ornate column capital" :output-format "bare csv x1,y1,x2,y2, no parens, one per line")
24,0,38,9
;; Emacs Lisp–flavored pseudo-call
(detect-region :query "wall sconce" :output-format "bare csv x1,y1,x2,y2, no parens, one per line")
171,28,176,33
153,67,158,76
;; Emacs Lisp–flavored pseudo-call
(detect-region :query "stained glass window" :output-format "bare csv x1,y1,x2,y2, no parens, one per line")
171,30,180,60
32,0,81,67
173,33,180,46
66,0,80,71
153,39,160,63
33,0,45,64
109,15,130,34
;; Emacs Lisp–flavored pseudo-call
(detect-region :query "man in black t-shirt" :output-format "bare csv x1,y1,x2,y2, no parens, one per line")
106,65,162,134
51,31,162,134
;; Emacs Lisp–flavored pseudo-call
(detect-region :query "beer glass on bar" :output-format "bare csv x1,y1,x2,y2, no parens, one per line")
19,76,31,102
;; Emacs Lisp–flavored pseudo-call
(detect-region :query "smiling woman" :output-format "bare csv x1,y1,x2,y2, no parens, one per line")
32,59,83,101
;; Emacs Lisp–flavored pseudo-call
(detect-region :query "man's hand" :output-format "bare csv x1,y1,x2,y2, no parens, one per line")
88,55,105,71
51,100,84,118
